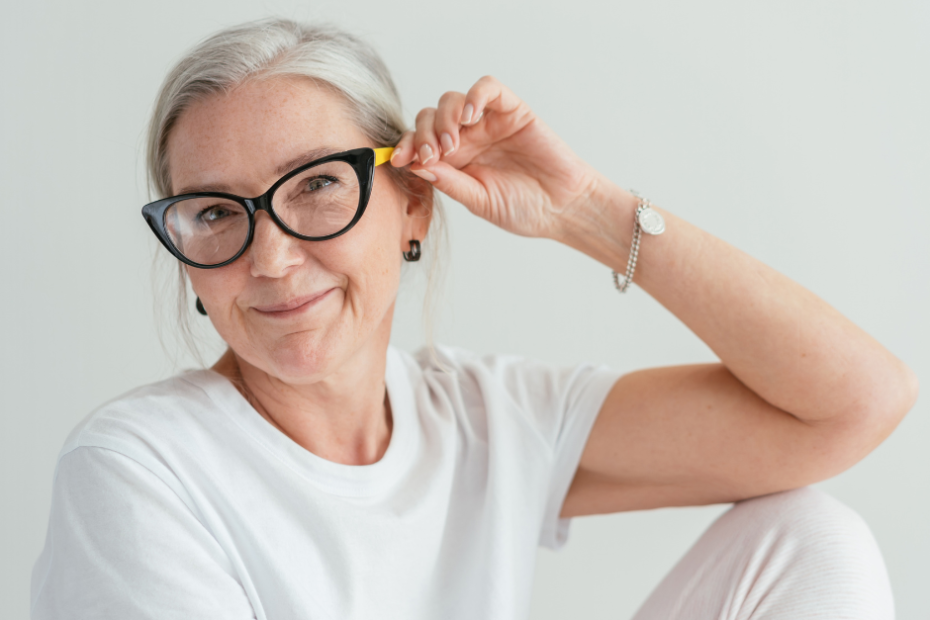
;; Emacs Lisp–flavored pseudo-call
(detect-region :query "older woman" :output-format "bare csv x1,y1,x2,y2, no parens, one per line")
31,18,917,620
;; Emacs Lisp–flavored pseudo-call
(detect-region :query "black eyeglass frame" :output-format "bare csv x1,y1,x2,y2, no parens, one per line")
141,147,380,269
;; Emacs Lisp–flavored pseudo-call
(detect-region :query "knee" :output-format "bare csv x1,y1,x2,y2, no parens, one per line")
719,487,894,618
725,487,876,554
634,488,893,620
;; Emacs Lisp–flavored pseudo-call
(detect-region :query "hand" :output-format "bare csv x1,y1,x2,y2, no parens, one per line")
390,76,602,240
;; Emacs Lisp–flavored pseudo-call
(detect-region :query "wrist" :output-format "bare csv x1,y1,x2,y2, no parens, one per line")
555,175,640,269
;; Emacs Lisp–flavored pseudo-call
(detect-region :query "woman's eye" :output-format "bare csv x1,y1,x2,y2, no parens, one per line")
200,206,231,222
306,177,334,191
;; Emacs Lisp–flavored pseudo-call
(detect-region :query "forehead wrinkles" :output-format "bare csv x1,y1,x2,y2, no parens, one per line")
166,77,363,194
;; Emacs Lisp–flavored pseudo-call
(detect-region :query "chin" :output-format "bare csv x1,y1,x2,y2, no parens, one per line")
258,329,345,385
224,294,389,385
222,296,350,384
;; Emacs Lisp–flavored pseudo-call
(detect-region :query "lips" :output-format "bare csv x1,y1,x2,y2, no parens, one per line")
252,288,335,315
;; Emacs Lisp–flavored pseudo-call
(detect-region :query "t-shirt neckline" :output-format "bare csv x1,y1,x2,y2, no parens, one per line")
180,346,417,498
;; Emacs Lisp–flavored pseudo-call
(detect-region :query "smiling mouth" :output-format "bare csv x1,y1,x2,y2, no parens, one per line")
252,288,336,316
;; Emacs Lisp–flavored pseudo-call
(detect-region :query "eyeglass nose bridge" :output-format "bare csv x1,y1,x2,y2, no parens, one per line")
242,194,300,242
246,193,274,216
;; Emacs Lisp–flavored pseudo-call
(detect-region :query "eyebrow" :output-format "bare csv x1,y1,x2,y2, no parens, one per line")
174,147,343,196
274,147,341,177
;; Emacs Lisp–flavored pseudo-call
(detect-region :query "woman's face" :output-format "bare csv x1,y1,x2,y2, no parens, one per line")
167,77,428,384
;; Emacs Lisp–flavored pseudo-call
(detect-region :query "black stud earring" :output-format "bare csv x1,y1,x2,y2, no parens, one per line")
403,239,421,262
195,297,208,316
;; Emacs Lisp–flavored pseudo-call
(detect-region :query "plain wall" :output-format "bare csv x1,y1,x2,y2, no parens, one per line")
2,0,927,618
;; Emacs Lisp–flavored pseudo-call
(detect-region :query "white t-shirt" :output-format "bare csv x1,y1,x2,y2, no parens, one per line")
31,345,620,620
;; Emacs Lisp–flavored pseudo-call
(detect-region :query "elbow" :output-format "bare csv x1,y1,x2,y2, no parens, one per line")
889,360,919,423
812,360,918,481
857,358,919,440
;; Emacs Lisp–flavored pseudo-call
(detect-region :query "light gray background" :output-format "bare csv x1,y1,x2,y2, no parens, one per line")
2,0,927,618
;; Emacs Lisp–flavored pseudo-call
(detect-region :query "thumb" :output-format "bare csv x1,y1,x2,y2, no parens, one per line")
410,161,489,217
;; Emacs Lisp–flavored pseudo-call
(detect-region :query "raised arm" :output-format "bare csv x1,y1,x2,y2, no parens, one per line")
391,76,919,515
558,188,918,514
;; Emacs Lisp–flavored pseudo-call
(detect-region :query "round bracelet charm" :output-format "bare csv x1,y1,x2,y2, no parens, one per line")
638,206,666,235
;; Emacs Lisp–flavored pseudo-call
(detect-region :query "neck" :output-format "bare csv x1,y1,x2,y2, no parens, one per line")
212,331,393,466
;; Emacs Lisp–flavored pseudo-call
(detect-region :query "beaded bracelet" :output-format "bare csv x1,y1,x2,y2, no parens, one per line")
612,190,666,293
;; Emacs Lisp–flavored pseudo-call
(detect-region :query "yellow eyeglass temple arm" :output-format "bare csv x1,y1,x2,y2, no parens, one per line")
374,147,394,167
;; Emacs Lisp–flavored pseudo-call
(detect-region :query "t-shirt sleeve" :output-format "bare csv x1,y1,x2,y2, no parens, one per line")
454,350,622,551
534,362,621,550
31,446,256,620
520,360,622,550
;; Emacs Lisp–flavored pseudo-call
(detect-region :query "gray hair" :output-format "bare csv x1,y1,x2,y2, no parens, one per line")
146,18,445,364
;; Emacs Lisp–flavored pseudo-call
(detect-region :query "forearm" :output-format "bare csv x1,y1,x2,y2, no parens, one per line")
559,177,917,425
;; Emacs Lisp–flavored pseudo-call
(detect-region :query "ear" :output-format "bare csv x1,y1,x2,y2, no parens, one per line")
400,179,434,252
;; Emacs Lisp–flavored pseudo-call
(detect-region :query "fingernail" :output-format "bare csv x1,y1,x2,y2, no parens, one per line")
419,143,434,164
411,168,437,182
461,103,474,125
472,109,483,124
440,133,455,155
390,147,402,165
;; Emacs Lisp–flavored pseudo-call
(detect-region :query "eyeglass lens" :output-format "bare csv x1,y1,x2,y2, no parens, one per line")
164,160,361,265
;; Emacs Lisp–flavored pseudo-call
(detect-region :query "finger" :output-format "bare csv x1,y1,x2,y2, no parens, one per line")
434,91,466,157
461,75,524,126
414,107,441,167
409,160,489,217
390,131,417,167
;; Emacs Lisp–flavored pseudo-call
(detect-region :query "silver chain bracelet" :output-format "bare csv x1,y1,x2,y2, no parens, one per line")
612,190,666,293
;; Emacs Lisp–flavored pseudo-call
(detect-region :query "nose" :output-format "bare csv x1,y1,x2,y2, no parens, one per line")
247,211,305,278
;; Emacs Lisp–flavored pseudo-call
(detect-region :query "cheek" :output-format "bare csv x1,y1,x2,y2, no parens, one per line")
186,265,249,326
335,195,404,311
